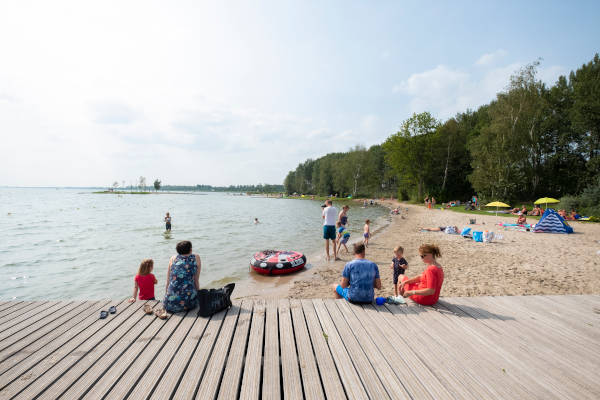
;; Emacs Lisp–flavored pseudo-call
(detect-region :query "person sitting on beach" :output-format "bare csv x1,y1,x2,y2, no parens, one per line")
529,206,540,216
163,240,201,313
570,209,581,220
510,207,520,215
336,221,351,254
390,246,408,297
521,205,528,215
516,214,527,225
421,226,458,234
399,244,444,306
558,209,567,219
332,243,381,303
128,259,157,302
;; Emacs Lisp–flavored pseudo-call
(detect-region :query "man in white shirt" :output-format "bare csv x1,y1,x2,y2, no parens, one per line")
322,199,339,261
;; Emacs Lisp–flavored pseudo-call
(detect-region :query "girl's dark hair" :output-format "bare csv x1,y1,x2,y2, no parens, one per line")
138,259,153,275
176,240,192,255
353,243,366,255
419,244,441,258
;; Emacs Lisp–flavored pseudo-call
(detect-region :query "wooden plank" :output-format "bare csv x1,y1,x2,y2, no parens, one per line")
0,300,110,377
0,301,61,337
0,299,136,399
334,300,407,399
195,302,242,399
357,304,442,400
262,299,280,400
289,299,326,400
99,310,185,399
447,297,599,397
239,299,265,400
299,299,345,400
149,312,212,400
403,301,530,399
0,301,97,360
470,296,599,372
37,301,161,400
126,310,198,400
171,308,229,399
0,301,46,325
312,299,368,400
438,298,579,399
277,299,303,400
217,300,253,400
323,300,390,399
382,303,479,400
0,301,24,315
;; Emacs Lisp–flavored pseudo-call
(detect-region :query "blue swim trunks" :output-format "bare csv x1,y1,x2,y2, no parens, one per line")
335,285,349,300
323,225,336,240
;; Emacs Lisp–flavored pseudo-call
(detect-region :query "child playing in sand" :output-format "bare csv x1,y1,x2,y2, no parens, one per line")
336,221,351,254
363,219,371,247
390,246,408,296
128,259,158,302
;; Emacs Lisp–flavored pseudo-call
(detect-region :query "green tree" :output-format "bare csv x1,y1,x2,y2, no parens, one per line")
383,112,440,200
154,179,161,191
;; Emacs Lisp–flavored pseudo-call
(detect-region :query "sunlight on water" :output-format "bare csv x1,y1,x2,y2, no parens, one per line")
0,188,388,300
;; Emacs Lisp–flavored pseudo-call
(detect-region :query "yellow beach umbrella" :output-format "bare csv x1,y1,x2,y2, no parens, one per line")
534,197,560,209
485,201,511,216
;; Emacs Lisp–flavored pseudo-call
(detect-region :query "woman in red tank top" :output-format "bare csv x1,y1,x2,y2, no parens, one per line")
399,244,444,306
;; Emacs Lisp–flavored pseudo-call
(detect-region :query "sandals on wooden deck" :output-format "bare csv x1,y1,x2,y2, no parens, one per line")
143,304,153,315
154,308,169,320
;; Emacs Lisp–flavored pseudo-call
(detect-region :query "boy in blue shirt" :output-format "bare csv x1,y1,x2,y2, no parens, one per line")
332,243,381,303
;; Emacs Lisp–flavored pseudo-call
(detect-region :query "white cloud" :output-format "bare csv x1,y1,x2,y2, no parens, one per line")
393,55,566,119
476,49,508,66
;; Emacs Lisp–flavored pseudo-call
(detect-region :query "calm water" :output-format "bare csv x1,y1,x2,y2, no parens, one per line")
0,188,388,300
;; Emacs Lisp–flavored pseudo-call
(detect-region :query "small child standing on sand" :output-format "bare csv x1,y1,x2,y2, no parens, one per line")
128,259,158,302
336,221,351,254
390,246,408,296
363,219,371,247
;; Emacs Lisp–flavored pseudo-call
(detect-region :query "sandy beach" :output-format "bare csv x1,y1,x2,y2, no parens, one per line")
281,201,600,299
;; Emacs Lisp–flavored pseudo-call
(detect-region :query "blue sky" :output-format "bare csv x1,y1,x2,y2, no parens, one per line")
0,1,598,186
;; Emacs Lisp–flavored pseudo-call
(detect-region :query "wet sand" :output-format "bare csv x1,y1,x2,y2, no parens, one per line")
237,200,600,299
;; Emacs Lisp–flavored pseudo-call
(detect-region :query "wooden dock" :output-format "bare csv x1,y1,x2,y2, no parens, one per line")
0,295,598,399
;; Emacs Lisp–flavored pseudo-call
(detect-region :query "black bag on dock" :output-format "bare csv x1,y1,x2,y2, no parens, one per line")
197,283,235,317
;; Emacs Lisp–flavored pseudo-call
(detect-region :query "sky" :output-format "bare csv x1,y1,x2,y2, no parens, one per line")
0,1,598,187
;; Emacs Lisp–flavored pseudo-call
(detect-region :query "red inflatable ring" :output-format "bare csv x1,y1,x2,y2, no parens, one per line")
250,250,306,275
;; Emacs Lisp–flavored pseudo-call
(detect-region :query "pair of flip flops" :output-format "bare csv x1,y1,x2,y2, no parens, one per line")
143,303,168,320
99,306,117,319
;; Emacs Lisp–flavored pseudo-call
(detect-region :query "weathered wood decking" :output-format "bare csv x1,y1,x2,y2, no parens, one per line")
0,295,598,399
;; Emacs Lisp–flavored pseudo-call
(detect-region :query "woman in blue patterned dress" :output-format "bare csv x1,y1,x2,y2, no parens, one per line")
163,240,201,313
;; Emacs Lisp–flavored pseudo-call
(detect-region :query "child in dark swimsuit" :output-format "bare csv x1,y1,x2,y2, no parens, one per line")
164,212,172,232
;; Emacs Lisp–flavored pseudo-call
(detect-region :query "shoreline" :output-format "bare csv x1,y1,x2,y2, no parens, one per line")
284,200,600,299
233,199,393,300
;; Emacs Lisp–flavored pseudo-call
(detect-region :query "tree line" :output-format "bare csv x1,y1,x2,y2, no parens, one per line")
284,54,600,213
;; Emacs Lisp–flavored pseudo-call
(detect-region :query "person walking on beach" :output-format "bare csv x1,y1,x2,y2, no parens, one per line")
336,221,351,254
164,212,172,232
332,243,381,303
322,199,339,261
363,219,371,247
399,244,444,305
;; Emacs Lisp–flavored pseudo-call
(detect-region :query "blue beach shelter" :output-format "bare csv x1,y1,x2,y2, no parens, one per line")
533,209,573,234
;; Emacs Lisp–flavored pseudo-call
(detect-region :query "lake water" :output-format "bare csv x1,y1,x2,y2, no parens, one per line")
0,188,388,300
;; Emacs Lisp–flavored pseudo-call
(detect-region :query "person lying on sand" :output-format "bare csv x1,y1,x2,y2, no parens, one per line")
421,226,458,234
516,214,527,225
